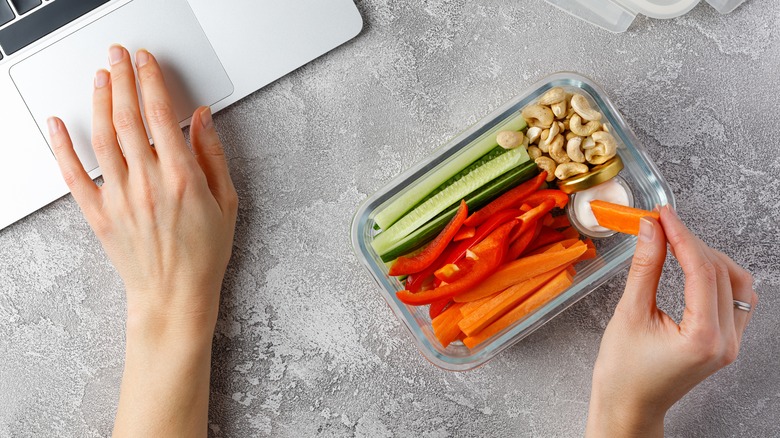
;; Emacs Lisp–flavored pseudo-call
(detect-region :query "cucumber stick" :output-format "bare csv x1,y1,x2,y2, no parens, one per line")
373,112,527,231
371,145,530,255
380,162,539,262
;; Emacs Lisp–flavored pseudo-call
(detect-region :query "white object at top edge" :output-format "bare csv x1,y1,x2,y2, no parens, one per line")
611,0,700,18
705,0,747,13
545,0,637,33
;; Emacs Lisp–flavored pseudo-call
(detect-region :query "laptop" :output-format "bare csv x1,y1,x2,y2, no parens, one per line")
0,0,362,230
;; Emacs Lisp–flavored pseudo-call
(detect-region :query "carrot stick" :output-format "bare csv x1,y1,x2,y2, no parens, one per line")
463,270,573,348
590,200,660,235
458,265,569,336
453,244,586,302
525,238,579,256
460,294,496,317
432,302,465,347
524,226,566,253
576,248,598,263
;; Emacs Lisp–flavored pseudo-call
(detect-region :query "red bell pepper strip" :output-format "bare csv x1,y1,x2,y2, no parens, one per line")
550,215,571,229
463,171,547,227
506,221,542,261
434,263,462,282
389,200,468,276
406,208,521,291
508,199,555,242
429,298,452,319
396,221,515,305
453,226,476,242
447,208,520,263
523,189,569,209
525,226,566,253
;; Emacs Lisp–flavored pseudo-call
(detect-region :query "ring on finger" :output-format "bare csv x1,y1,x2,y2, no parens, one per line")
733,299,752,312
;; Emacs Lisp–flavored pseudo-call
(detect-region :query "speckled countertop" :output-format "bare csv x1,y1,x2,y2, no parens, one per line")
1,1,779,437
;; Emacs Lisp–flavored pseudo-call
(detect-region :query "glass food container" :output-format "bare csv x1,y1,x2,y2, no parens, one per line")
351,72,675,371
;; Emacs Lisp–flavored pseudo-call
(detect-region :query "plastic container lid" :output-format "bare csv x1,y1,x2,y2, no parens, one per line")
546,0,747,32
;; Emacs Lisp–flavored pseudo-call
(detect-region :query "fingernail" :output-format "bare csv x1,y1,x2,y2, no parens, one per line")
201,106,214,129
135,50,150,68
109,45,124,65
639,217,654,242
665,205,678,219
94,69,109,88
47,117,60,135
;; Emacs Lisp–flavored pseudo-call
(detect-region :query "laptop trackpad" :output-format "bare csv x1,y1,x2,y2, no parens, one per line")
10,0,234,173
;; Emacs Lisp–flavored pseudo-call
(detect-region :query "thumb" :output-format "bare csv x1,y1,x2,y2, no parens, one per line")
618,217,667,314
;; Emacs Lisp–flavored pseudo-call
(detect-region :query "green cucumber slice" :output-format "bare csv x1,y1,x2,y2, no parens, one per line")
413,146,508,208
371,145,531,255
373,112,527,231
379,162,538,262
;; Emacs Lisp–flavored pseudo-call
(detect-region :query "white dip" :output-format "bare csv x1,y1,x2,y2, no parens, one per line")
573,179,630,233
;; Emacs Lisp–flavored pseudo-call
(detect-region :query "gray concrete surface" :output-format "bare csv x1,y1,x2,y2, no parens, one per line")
1,0,779,436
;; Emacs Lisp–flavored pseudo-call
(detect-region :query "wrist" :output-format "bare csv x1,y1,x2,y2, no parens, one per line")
126,295,219,350
586,381,666,438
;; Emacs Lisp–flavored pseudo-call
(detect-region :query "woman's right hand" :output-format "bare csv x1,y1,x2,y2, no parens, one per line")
586,205,757,437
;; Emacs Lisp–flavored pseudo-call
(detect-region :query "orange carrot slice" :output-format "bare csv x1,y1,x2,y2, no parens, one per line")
576,248,598,263
432,302,465,347
590,200,660,235
463,270,573,348
460,294,496,317
458,266,570,336
525,238,579,256
454,244,586,303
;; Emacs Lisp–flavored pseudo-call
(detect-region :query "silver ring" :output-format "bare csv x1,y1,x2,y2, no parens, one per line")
733,299,752,312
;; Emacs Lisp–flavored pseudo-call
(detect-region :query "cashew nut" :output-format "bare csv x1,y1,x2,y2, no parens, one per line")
548,134,570,164
528,146,542,160
538,87,567,105
569,114,600,137
555,162,589,180
526,126,543,144
496,130,524,149
541,121,560,147
535,156,557,182
585,131,618,164
521,104,554,128
566,137,586,163
551,100,567,119
582,136,596,150
570,94,602,121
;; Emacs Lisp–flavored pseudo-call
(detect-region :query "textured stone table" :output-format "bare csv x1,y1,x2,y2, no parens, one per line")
1,1,778,436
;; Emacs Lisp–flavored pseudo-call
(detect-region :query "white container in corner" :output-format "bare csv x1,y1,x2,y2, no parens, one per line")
546,0,747,32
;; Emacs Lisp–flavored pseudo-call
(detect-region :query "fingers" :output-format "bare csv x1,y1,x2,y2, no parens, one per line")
713,250,757,342
191,106,238,213
711,251,735,340
108,45,154,164
619,217,667,314
134,49,191,164
660,205,719,328
91,69,126,179
47,117,101,212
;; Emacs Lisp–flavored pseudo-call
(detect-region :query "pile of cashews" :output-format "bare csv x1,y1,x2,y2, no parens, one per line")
496,87,618,183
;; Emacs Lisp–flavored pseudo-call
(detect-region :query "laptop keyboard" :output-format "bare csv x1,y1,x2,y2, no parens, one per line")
0,0,111,61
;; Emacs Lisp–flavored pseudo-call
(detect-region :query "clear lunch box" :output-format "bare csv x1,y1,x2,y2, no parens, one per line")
545,0,748,33
351,72,675,371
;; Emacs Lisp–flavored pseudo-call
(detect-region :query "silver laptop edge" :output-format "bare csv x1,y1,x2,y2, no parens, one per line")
0,0,363,230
